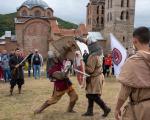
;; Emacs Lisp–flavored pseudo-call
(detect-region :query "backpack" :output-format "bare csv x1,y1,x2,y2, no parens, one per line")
33,54,41,65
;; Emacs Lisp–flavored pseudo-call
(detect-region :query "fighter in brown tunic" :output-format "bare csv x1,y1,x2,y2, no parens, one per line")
115,27,150,120
82,41,111,117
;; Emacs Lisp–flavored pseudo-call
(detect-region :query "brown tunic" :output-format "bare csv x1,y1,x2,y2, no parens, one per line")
117,50,150,120
118,85,150,120
85,53,104,95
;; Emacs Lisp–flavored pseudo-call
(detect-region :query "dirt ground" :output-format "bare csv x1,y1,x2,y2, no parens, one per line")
0,76,120,120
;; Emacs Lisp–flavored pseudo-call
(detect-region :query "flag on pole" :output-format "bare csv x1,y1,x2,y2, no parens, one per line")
110,33,127,76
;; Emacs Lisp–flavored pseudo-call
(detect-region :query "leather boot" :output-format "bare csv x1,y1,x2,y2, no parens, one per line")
67,101,76,113
94,95,111,117
10,88,13,95
102,107,111,117
82,97,94,116
18,85,22,94
10,86,14,96
34,101,50,114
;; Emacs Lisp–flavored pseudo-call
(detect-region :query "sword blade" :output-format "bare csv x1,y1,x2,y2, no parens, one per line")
74,68,90,77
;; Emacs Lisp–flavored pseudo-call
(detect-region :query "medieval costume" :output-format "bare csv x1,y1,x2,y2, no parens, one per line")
9,52,24,95
34,56,78,114
117,51,150,120
83,41,111,117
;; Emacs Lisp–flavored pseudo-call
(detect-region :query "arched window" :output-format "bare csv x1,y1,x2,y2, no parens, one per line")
89,18,91,24
87,7,89,15
121,0,124,7
127,0,129,7
107,13,109,22
110,0,112,8
97,17,99,24
110,12,112,21
123,36,125,42
102,6,104,14
126,11,129,19
94,19,97,24
120,11,124,20
35,10,41,17
97,6,99,14
101,17,104,24
47,12,51,17
22,10,27,16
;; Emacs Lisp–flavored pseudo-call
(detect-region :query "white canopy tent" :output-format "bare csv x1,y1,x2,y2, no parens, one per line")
87,32,104,44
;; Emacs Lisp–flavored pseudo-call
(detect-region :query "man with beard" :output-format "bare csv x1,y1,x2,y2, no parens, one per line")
9,48,24,95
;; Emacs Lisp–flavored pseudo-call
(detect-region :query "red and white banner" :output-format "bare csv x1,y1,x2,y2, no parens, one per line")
110,33,127,76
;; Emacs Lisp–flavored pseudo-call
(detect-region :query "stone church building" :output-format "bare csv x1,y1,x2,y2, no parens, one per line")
0,0,136,56
86,0,136,51
14,0,88,57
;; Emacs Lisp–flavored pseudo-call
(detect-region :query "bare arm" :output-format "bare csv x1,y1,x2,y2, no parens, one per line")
115,84,132,120
115,99,125,120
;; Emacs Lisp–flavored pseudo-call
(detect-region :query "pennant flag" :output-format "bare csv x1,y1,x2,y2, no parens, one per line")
110,33,127,76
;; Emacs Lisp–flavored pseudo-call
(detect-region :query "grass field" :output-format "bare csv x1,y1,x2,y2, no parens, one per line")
0,76,120,120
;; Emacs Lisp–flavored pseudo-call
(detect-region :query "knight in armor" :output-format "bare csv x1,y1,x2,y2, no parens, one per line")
9,48,24,95
82,40,111,117
34,53,78,114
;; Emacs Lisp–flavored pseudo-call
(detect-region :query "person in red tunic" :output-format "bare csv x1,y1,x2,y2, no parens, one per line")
34,55,78,114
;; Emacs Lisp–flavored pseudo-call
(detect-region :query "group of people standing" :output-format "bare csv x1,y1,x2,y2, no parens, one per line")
0,48,43,95
1,26,149,119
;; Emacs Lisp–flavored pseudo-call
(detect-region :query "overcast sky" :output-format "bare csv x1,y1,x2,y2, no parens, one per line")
0,0,150,27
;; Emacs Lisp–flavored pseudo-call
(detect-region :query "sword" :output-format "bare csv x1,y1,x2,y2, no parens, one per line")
18,53,32,66
12,54,32,75
74,68,90,77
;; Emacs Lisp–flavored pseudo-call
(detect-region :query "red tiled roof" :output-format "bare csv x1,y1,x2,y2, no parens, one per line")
50,20,88,37
60,29,76,36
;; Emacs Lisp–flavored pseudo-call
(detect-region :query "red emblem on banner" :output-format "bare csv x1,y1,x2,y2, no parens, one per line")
112,48,122,65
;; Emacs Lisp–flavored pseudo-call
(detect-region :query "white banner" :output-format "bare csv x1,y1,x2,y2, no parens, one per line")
110,33,127,76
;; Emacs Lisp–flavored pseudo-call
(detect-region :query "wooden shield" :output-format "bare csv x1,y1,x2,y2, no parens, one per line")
49,36,80,61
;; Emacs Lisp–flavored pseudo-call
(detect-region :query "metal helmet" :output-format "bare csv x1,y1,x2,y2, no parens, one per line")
88,41,102,55
48,50,56,58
